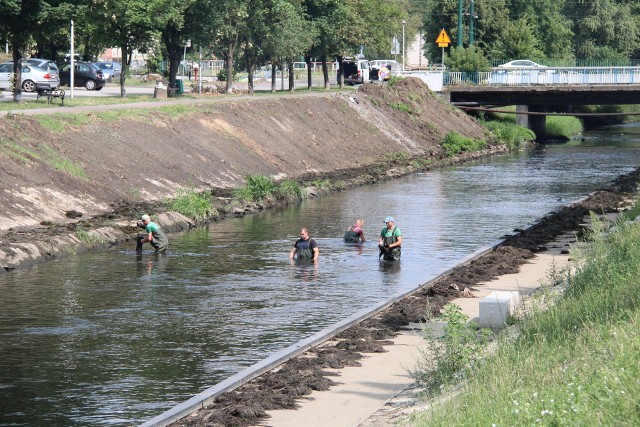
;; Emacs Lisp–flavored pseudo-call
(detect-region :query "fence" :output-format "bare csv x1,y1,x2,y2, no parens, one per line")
446,67,640,86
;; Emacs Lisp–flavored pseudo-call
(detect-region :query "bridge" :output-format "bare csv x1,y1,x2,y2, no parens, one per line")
414,67,640,141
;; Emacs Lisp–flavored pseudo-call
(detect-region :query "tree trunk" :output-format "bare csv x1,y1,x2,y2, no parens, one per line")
305,55,312,90
288,60,294,91
11,44,22,102
161,23,182,92
321,54,329,89
271,62,277,93
247,62,255,95
120,43,128,98
336,55,344,89
226,41,234,93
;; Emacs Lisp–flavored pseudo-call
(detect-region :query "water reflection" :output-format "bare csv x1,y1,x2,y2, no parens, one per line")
1,124,640,426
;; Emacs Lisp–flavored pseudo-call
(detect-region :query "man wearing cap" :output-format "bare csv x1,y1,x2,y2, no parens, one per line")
378,216,402,261
138,214,169,253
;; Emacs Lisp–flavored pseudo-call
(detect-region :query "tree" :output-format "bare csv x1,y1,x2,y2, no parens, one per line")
88,0,163,97
1,0,48,101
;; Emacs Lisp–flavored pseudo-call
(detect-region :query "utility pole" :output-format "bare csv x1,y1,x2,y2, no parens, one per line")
457,0,463,47
469,0,476,46
70,19,74,99
402,20,406,71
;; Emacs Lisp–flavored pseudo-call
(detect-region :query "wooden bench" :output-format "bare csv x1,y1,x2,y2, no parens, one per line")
36,88,65,105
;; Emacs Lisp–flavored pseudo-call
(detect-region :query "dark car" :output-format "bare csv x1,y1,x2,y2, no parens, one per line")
93,61,122,81
59,61,106,90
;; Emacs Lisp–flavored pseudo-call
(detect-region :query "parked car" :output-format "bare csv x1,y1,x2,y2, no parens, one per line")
24,58,59,74
59,61,106,90
370,60,400,81
0,62,60,92
93,61,121,81
337,57,370,85
497,60,547,69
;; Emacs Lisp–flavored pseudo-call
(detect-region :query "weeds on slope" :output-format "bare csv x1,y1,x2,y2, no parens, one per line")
409,212,640,426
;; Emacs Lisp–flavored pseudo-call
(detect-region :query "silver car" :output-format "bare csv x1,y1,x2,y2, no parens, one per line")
0,63,60,92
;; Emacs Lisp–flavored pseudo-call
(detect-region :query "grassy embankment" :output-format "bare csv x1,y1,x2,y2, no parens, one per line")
409,207,640,426
486,106,584,140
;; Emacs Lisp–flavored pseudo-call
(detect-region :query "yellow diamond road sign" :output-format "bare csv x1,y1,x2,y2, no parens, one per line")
436,29,451,46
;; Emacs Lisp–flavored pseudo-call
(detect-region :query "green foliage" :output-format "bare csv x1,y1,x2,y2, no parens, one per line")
384,151,410,162
442,132,486,157
410,158,433,168
546,116,584,140
75,229,106,245
412,214,640,426
216,68,238,82
387,75,404,87
445,46,491,72
389,102,414,114
309,178,332,189
481,120,535,149
412,304,492,396
166,186,215,222
276,179,304,200
234,174,277,202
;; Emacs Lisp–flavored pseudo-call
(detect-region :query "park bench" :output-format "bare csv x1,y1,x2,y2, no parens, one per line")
36,86,65,105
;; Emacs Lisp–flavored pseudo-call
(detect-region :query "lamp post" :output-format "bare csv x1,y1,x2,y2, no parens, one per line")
402,20,406,71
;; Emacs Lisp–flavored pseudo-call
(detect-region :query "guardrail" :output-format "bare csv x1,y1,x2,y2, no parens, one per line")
446,67,640,86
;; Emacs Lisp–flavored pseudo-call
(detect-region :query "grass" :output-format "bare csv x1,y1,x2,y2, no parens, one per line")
409,211,640,426
75,229,106,245
384,151,411,162
0,139,86,178
389,101,415,114
166,186,216,222
481,120,536,149
442,132,486,157
488,106,583,140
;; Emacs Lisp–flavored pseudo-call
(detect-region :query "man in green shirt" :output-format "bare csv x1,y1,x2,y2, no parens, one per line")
139,214,169,253
378,216,402,261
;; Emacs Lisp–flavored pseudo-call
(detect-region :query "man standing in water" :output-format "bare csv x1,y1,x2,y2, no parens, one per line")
378,216,402,260
289,227,319,261
138,214,169,253
344,218,366,243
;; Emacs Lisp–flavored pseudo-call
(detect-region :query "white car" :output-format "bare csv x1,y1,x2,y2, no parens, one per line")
0,63,60,92
497,60,547,69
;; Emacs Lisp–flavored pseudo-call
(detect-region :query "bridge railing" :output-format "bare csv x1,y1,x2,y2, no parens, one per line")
445,67,640,86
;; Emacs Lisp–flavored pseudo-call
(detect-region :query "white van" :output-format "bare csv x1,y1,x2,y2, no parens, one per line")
337,57,370,85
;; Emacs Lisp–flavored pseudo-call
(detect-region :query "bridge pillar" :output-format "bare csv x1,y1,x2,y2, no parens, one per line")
516,105,547,142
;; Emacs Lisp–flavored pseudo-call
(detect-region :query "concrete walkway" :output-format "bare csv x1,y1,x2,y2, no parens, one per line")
258,233,575,427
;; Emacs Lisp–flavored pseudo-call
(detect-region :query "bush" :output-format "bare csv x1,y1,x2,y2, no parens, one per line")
277,179,304,200
235,175,277,202
166,186,214,222
442,132,486,157
481,120,536,149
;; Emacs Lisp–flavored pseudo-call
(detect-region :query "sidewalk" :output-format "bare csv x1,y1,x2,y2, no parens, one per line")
258,232,575,427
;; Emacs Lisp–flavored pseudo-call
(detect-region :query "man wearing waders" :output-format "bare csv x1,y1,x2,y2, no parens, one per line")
344,218,366,243
378,216,402,261
289,227,319,261
137,214,169,253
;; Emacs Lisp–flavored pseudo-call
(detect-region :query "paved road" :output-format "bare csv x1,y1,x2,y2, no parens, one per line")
0,76,351,116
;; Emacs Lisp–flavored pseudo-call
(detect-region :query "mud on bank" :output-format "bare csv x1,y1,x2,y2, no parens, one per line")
166,169,640,427
0,78,499,271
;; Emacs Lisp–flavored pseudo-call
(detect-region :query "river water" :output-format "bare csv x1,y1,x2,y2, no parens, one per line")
1,124,639,426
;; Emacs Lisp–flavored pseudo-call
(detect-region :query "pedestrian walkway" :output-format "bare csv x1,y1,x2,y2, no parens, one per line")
259,233,574,427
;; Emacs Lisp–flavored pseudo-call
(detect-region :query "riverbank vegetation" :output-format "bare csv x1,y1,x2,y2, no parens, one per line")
410,209,640,426
488,107,584,140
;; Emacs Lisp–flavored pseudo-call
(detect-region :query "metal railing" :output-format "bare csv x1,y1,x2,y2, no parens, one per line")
446,67,640,86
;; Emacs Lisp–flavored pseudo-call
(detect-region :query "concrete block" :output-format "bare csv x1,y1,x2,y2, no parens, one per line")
479,291,520,328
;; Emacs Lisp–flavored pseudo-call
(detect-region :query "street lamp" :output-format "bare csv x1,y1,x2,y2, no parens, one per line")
402,20,406,71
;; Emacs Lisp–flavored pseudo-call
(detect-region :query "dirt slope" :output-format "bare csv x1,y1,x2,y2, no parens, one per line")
0,78,490,270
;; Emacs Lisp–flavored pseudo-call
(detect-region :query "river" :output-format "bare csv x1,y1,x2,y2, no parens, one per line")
1,123,639,426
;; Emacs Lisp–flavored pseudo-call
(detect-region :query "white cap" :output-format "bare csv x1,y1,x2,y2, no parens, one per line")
140,214,151,221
